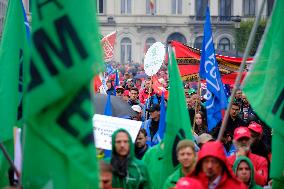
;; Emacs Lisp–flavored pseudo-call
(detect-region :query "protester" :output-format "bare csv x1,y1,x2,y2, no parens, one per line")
142,141,164,189
233,156,262,189
142,104,161,147
234,89,243,105
106,80,115,96
163,140,196,189
128,87,140,106
193,111,208,135
131,105,143,121
122,90,130,102
196,133,214,149
115,86,125,97
124,78,134,91
190,141,247,189
135,129,149,159
99,161,113,189
109,129,151,189
239,94,256,126
139,78,154,105
227,127,268,186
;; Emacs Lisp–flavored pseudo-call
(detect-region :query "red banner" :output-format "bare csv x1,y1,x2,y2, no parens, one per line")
101,31,116,62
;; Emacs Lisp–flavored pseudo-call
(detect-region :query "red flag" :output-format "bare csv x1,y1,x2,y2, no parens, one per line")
150,0,154,14
101,31,116,62
93,75,102,93
152,76,168,99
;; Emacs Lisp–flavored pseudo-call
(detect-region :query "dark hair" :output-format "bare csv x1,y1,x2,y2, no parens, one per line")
130,87,139,93
138,128,147,137
232,102,241,108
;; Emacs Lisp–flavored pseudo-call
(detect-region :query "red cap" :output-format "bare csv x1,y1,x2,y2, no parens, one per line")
175,177,205,189
234,127,251,140
123,90,130,96
248,122,263,134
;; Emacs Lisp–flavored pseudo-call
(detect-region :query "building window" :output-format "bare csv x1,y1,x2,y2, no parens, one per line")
97,0,106,14
219,0,232,21
144,37,156,53
243,0,255,16
196,0,208,20
171,0,182,15
121,0,131,14
194,36,203,50
167,32,187,44
218,38,230,51
146,0,157,15
267,0,275,16
121,37,132,64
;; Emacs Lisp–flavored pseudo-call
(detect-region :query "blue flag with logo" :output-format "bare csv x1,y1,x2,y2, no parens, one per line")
106,63,115,75
157,92,166,141
199,6,227,131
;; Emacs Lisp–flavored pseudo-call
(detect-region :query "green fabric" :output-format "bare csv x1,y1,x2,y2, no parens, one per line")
243,1,284,188
22,0,104,188
233,156,262,189
110,129,151,189
0,0,28,187
162,49,193,181
163,167,184,189
142,142,164,189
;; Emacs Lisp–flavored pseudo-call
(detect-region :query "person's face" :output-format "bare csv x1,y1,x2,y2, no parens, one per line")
177,147,195,169
122,95,129,102
195,114,203,126
145,80,151,90
242,94,248,104
235,90,242,99
115,132,130,157
100,172,112,189
249,130,261,143
106,82,112,89
235,137,251,152
135,132,147,148
150,110,160,120
230,105,240,118
116,90,123,96
130,90,138,100
202,157,223,181
236,161,251,185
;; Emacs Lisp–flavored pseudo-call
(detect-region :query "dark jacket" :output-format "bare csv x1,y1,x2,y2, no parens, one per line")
109,129,151,189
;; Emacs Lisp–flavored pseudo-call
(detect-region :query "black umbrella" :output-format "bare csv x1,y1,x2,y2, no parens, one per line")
92,93,137,118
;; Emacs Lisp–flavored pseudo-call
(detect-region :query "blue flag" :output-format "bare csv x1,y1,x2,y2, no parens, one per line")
199,6,227,131
157,92,166,141
114,70,119,96
106,63,115,75
104,94,112,116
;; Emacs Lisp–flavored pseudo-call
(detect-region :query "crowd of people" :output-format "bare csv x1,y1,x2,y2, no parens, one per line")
97,62,272,189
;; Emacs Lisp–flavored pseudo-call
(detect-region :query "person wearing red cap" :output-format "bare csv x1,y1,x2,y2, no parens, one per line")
190,141,247,189
227,127,268,186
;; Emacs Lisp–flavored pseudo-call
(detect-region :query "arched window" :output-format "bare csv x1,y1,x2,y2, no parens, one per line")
218,38,230,51
196,0,208,20
167,32,187,44
121,37,132,64
194,36,203,50
219,0,232,21
144,37,156,53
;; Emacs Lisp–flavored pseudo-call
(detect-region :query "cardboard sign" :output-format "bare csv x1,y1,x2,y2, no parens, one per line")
93,114,142,150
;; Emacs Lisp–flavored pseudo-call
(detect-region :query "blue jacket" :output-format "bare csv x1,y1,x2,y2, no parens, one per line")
141,119,161,147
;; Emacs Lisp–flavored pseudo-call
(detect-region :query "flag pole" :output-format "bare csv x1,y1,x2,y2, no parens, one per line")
217,0,266,141
0,143,20,178
192,76,201,134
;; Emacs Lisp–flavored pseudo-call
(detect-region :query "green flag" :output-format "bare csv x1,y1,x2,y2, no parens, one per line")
0,0,28,186
161,48,193,182
243,0,284,188
22,0,104,188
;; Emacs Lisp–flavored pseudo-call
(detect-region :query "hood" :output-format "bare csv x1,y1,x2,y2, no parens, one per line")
233,156,256,188
194,141,233,177
111,128,134,159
